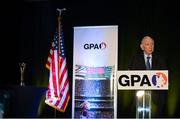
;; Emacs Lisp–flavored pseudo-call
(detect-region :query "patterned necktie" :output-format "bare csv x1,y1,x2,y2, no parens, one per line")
146,56,151,70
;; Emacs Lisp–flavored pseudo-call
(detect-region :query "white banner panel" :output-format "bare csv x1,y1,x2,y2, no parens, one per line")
72,26,118,118
117,70,168,90
73,26,117,66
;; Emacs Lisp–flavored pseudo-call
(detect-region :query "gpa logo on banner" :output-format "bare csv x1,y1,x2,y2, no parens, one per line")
117,70,168,90
84,42,106,50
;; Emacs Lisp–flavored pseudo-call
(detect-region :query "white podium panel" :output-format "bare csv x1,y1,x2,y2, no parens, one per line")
117,70,168,90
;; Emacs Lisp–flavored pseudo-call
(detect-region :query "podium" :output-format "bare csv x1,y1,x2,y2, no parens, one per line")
0,85,46,118
117,70,168,119
136,90,151,118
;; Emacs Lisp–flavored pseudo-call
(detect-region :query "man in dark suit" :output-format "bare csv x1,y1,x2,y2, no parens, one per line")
128,36,167,70
128,36,168,118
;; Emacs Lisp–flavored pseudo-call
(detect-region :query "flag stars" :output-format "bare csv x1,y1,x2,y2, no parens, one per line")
51,28,66,56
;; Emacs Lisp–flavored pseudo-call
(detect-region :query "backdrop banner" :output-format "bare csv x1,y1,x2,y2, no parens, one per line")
72,26,118,118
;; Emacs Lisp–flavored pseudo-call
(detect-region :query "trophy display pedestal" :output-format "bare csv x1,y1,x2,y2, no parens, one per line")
0,85,47,118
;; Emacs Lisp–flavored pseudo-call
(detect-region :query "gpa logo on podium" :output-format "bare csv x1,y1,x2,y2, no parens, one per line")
117,70,168,90
152,72,168,88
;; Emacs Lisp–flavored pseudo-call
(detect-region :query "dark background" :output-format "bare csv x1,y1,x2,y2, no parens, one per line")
1,0,180,118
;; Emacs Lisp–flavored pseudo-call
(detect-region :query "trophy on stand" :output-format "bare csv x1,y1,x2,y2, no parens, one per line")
19,62,26,86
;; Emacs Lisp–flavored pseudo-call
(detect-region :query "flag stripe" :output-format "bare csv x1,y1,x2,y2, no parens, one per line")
58,82,69,109
61,92,69,110
58,58,65,86
52,51,58,97
60,76,69,97
60,60,67,89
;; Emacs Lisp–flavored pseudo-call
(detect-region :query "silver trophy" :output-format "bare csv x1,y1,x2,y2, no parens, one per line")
19,62,26,86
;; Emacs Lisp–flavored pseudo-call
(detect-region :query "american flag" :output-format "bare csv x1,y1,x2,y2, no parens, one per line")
45,16,70,112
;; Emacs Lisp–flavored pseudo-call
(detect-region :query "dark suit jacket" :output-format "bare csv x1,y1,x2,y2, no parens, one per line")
128,52,167,70
128,52,168,117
